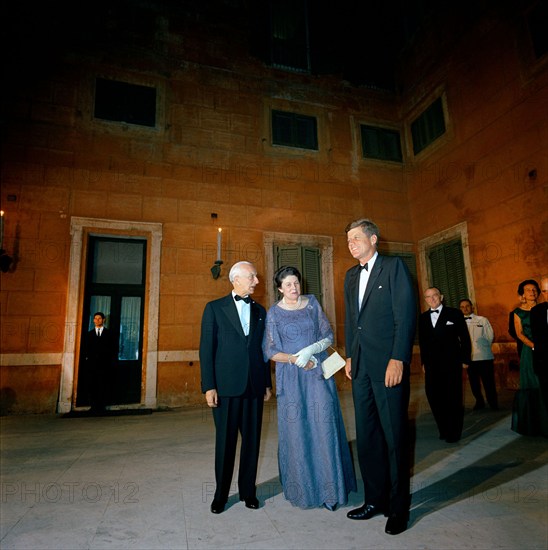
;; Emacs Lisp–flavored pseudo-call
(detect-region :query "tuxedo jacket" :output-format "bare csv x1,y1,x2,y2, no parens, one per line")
419,306,471,368
199,294,271,397
82,327,117,368
531,302,548,375
344,255,416,381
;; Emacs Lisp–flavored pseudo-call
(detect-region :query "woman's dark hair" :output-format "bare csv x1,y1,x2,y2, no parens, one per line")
274,266,302,288
517,279,540,296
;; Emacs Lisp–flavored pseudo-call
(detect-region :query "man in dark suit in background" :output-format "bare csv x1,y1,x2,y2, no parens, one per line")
82,311,117,413
343,218,417,536
531,275,548,412
419,288,471,443
200,261,272,515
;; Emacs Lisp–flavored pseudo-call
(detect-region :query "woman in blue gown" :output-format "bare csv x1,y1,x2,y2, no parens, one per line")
511,279,548,436
263,266,356,510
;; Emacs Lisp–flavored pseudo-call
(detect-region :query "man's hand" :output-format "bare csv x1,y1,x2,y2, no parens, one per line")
345,358,352,380
264,387,272,401
205,389,218,407
385,359,404,387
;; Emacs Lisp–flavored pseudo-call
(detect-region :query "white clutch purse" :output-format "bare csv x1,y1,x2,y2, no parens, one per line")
321,347,346,379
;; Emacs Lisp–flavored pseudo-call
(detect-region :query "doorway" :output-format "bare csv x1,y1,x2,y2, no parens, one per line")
76,236,147,407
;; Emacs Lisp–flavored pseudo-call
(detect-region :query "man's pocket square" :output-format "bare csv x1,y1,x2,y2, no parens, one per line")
446,321,454,325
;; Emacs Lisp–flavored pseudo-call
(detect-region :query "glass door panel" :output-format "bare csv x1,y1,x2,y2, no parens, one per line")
119,297,142,361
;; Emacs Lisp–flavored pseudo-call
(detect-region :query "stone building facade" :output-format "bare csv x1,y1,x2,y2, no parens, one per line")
0,1,546,413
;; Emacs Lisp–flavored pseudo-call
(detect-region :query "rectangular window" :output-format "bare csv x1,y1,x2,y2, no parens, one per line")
411,97,446,155
428,238,468,308
272,110,318,150
270,0,310,72
94,78,156,127
361,125,403,162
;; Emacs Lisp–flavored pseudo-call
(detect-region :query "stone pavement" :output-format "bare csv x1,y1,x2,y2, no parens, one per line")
1,372,547,549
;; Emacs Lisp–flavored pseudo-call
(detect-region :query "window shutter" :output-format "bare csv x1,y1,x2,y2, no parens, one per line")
274,244,322,306
428,238,468,308
302,246,322,305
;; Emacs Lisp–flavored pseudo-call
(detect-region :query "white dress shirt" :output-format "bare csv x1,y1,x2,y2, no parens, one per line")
430,304,443,327
233,292,250,336
358,252,378,309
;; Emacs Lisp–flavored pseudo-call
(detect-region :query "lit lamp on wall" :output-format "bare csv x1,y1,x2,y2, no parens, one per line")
211,227,223,279
0,210,14,273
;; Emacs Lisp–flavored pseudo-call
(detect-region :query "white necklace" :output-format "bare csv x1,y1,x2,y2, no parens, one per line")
282,296,302,310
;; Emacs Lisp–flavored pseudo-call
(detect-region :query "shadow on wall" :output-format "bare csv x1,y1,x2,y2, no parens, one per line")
0,387,17,416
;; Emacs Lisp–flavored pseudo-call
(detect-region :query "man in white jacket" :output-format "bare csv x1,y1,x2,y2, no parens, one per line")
459,299,498,410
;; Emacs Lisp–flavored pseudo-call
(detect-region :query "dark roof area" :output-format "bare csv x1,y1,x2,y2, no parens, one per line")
1,0,479,92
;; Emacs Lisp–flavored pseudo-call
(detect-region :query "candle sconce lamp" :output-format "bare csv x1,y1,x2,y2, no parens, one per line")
211,260,223,280
211,226,223,279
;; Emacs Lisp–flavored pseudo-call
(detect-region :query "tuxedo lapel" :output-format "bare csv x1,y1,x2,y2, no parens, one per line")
221,296,246,337
359,257,383,315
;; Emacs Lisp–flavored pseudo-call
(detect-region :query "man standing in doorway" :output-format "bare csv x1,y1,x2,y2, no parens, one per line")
200,261,272,514
343,218,416,536
82,312,117,413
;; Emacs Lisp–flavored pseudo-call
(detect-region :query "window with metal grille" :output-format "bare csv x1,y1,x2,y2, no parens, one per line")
428,238,468,308
272,110,318,150
274,244,322,306
94,78,156,127
361,124,403,162
269,0,310,72
411,96,446,155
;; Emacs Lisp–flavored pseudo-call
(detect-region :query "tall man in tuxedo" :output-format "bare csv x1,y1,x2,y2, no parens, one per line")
419,288,471,443
200,261,272,514
82,311,117,413
344,219,416,536
531,276,548,412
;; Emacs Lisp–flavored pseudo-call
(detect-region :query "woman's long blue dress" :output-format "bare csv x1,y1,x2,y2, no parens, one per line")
511,308,548,436
263,295,356,508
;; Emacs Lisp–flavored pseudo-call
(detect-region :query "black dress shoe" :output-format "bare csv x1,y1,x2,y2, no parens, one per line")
210,499,225,514
385,515,407,535
347,504,385,520
241,496,259,509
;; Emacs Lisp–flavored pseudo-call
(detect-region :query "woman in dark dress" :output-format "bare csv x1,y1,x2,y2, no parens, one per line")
511,279,548,436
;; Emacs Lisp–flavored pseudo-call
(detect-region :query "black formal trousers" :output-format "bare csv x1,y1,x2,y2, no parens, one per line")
467,359,498,408
352,366,410,516
212,388,264,502
424,359,464,440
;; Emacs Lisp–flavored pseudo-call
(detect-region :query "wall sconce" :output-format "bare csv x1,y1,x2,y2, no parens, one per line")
0,210,14,273
211,227,223,279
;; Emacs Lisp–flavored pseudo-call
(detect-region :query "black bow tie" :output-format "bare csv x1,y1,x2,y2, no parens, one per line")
464,316,472,320
235,295,251,304
430,309,439,314
359,263,368,271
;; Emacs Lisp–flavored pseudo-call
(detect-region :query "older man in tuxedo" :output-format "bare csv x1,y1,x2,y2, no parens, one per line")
419,288,471,443
344,218,416,536
531,276,548,412
200,261,272,514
